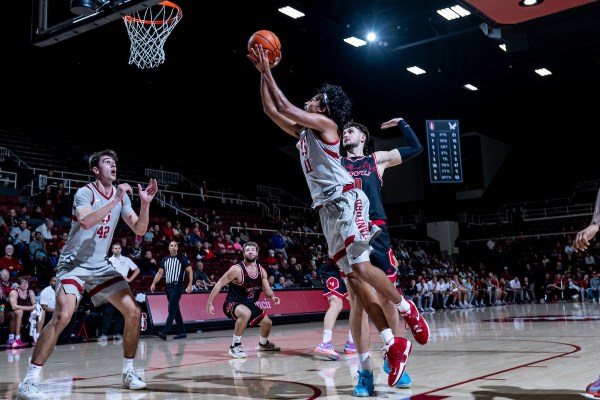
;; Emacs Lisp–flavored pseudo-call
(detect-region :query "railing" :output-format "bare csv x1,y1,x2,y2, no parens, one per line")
0,146,31,169
272,203,314,221
387,214,421,228
162,190,270,217
457,213,511,226
522,203,593,221
230,225,324,239
456,230,579,245
257,185,309,207
145,168,181,186
0,170,17,188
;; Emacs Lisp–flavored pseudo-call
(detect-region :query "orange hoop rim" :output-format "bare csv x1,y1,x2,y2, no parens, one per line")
123,1,182,25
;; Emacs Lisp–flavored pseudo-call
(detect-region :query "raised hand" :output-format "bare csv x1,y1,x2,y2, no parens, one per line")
138,178,158,204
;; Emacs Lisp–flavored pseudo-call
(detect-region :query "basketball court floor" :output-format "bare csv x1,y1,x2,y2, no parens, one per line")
2,303,598,399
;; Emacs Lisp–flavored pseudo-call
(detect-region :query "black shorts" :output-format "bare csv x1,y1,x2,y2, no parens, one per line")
223,300,266,327
320,269,348,299
370,224,398,283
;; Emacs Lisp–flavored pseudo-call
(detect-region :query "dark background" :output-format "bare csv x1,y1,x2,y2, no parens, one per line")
4,0,600,218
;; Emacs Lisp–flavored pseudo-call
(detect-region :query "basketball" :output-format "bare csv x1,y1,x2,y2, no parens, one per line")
248,30,281,63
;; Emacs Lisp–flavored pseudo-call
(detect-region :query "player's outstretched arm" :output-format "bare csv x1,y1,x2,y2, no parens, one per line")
575,188,600,251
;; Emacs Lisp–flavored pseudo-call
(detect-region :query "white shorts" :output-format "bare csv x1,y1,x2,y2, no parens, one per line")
56,263,129,307
318,188,380,275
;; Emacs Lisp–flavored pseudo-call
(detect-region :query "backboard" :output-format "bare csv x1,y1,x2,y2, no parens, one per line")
31,0,163,47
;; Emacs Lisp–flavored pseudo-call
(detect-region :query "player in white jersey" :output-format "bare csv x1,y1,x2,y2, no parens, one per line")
249,45,421,391
17,149,158,400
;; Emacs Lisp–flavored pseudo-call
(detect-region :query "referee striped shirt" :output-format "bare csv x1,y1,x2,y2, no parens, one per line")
160,254,189,285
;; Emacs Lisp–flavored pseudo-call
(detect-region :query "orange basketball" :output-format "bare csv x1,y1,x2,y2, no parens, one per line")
248,30,281,63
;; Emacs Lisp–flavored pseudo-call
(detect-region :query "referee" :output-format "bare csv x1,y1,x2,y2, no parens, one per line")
150,241,193,340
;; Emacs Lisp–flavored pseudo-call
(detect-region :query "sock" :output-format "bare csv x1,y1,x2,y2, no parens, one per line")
15,335,21,341
379,328,394,346
24,363,43,383
358,352,371,371
9,334,14,341
347,330,354,343
323,329,333,343
232,335,242,346
259,335,268,346
396,298,411,314
123,358,134,373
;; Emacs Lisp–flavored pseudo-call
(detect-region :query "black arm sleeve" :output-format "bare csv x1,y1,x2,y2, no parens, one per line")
396,120,423,163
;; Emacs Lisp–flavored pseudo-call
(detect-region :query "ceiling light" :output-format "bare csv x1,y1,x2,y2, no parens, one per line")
437,5,471,20
499,44,507,52
344,37,367,47
519,0,543,7
407,66,426,75
278,6,305,19
535,68,552,76
463,84,478,91
366,32,377,42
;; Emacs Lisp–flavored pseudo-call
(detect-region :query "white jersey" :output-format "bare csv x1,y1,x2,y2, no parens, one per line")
297,127,353,208
58,182,134,270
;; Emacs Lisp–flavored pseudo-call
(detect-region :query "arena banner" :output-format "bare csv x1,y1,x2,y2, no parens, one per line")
145,289,352,328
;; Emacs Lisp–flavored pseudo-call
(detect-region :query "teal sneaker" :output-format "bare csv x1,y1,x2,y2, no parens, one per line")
353,370,374,397
383,358,412,388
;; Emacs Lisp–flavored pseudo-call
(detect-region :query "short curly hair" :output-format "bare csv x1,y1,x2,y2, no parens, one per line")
318,83,352,130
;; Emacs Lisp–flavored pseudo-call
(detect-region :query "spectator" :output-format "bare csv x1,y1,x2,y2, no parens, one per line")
10,220,31,262
142,226,155,244
28,231,49,266
129,241,142,260
269,229,288,260
0,244,23,277
34,218,56,241
55,231,68,253
138,250,158,277
193,261,210,288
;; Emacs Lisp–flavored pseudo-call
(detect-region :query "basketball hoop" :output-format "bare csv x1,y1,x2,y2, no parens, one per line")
122,1,182,69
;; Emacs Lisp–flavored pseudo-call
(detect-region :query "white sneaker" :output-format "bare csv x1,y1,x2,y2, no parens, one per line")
114,334,123,341
229,344,247,358
17,381,47,400
122,370,147,390
98,335,108,342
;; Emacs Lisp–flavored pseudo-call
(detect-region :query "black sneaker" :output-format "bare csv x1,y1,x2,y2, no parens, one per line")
174,333,187,340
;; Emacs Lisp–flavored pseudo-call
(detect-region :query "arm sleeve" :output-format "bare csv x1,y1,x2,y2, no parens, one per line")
397,120,423,162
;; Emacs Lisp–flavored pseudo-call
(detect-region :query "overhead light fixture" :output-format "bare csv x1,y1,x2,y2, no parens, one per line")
437,5,471,20
407,66,426,75
278,6,305,19
499,44,507,52
519,0,543,7
366,32,377,42
463,83,478,91
344,36,367,47
535,68,552,76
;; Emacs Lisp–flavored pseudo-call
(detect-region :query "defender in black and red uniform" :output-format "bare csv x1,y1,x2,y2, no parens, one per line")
342,117,424,390
205,241,281,359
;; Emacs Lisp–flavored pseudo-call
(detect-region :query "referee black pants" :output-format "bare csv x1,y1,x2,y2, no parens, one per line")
162,283,185,335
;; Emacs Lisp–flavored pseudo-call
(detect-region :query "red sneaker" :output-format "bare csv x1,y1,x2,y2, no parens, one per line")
401,299,430,345
382,337,412,387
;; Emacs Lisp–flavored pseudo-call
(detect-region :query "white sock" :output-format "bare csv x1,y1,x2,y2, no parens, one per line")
24,363,43,383
8,334,14,341
379,328,394,346
322,329,333,343
259,335,268,346
123,358,134,373
348,330,354,343
15,335,21,341
232,335,242,346
358,352,371,371
396,298,411,314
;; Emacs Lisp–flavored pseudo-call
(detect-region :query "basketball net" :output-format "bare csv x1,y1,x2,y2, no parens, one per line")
122,1,182,69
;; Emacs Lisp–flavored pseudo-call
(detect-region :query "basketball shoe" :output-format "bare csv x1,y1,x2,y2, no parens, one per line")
344,340,357,354
400,299,430,345
383,359,412,388
382,337,412,387
122,369,147,390
314,341,340,360
258,341,280,351
229,344,247,358
585,375,600,398
353,370,374,397
17,380,47,400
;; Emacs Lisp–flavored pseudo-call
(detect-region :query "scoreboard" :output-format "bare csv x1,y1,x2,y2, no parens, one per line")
426,119,463,183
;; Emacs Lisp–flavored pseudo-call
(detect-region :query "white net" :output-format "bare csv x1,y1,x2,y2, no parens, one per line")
122,1,182,69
